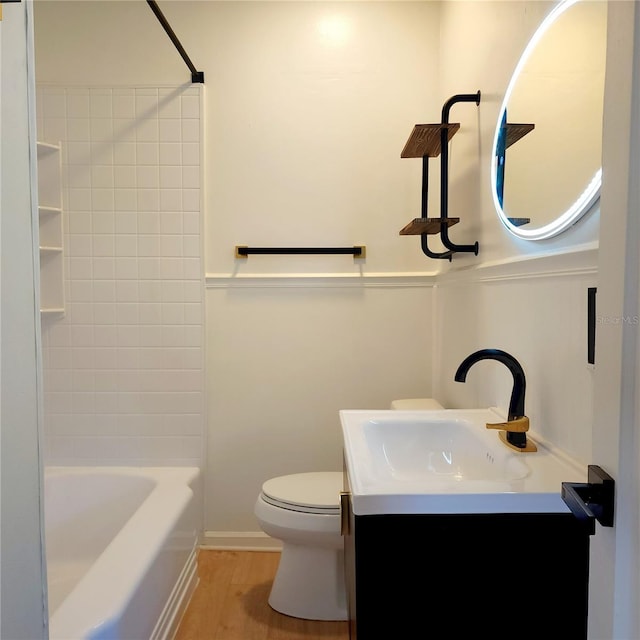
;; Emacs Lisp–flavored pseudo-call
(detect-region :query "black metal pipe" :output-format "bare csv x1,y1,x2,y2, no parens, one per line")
439,92,481,255
421,234,452,261
147,0,204,83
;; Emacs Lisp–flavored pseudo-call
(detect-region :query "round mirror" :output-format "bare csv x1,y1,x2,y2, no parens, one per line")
491,0,607,240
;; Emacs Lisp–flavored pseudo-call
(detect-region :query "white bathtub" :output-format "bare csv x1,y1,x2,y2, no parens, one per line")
44,467,201,640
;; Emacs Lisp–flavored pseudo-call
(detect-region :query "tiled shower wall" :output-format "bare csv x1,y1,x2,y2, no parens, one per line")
37,86,204,466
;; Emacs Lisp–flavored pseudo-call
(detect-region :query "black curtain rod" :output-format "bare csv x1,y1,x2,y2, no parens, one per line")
147,0,204,84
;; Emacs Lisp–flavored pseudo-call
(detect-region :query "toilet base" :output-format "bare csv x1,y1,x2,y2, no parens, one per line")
268,544,348,621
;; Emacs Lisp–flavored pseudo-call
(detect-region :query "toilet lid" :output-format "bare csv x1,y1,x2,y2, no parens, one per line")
261,472,343,515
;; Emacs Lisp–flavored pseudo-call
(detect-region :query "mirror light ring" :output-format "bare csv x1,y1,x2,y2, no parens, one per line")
491,0,602,241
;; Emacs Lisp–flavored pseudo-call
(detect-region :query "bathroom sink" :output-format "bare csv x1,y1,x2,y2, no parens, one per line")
340,408,585,515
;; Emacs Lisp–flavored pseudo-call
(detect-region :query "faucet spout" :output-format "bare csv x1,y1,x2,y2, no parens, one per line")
454,349,530,450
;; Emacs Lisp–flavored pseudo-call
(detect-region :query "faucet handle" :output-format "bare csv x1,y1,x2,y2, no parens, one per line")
486,416,530,433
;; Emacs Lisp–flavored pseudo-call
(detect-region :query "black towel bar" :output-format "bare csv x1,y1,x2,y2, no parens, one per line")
235,246,366,258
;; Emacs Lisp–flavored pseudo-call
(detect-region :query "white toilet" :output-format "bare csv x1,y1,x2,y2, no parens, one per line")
254,398,444,621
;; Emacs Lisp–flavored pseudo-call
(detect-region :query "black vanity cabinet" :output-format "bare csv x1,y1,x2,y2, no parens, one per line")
343,485,592,639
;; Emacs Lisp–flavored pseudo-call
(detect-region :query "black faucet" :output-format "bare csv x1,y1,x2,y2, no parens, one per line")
454,349,528,449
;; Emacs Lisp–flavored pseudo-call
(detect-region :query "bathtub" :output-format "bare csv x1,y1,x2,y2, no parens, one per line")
44,466,201,640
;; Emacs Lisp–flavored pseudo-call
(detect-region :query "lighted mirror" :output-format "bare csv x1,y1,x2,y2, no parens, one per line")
491,0,607,240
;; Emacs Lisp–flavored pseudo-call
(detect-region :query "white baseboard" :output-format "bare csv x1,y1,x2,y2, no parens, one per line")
201,530,282,551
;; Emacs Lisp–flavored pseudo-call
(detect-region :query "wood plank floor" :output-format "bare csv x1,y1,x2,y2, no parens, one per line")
175,550,350,640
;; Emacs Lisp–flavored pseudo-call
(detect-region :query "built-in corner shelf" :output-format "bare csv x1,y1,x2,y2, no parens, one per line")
399,217,460,236
37,141,65,317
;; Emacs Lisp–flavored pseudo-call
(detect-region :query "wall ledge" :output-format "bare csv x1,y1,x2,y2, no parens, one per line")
205,272,437,288
439,242,598,284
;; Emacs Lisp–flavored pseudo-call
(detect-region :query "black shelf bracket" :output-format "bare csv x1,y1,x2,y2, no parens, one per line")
562,465,615,532
147,0,204,84
399,92,481,260
235,246,366,259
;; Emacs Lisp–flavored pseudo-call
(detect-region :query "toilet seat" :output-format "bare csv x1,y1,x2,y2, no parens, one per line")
261,472,342,515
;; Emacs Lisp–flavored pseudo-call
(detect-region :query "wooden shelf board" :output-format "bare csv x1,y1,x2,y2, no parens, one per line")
401,123,460,158
399,217,460,235
504,123,535,149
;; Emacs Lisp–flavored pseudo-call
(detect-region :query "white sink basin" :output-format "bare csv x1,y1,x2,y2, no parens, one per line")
340,408,585,515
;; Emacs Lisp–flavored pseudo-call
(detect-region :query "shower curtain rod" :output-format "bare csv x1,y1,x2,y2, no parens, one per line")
147,0,204,83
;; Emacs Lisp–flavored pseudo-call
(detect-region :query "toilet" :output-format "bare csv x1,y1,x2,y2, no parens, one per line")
254,398,444,621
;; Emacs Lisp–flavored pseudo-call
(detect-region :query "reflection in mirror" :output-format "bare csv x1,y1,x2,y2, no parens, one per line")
491,0,607,240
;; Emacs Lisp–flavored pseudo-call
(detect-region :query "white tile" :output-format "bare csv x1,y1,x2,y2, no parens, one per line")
138,257,161,280
185,325,203,347
182,189,200,211
90,89,112,118
138,212,160,235
160,258,184,280
115,257,138,280
44,118,68,144
91,141,114,165
139,324,163,345
113,93,135,119
182,166,199,189
184,302,203,325
159,119,181,142
90,118,114,142
183,212,200,234
92,188,115,212
49,347,73,370
94,348,118,370
116,347,140,370
72,347,95,369
159,165,182,189
94,325,117,347
68,234,92,257
137,119,159,143
69,257,93,279
184,348,203,370
137,142,159,165
137,166,159,189
95,393,119,413
160,189,181,212
114,142,136,165
115,212,137,235
140,348,164,370
161,235,183,257
159,142,181,165
182,143,199,166
69,280,93,302
68,212,92,235
162,302,184,324
92,165,114,189
181,95,200,119
135,92,159,118
138,189,160,212
139,303,162,325
71,325,94,347
48,324,71,347
158,91,181,118
72,369,95,392
67,93,90,118
117,325,139,347
181,119,200,143
46,370,73,392
94,371,118,392
184,281,202,303
139,280,162,302
113,120,136,143
183,258,202,280
92,257,115,280
117,371,140,392
116,303,139,324
162,325,185,347
114,165,136,188
93,280,116,302
138,235,160,257
92,214,115,235
116,280,138,301
93,302,116,325
161,280,184,302
160,213,183,236
44,91,67,118
69,302,94,324
115,236,137,257
115,189,137,211
183,235,201,257
67,164,92,189
73,392,95,414
68,188,92,212
163,349,184,370
67,142,92,165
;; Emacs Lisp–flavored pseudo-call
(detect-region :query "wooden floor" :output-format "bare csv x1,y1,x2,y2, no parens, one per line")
175,550,350,640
